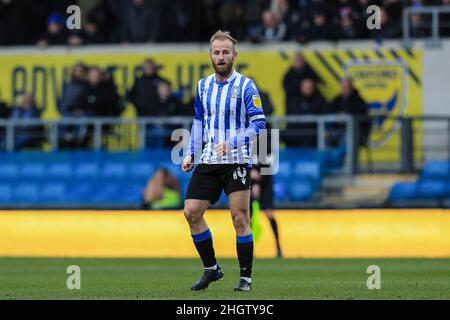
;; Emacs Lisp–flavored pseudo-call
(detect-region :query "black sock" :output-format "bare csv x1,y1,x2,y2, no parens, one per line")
268,217,281,250
192,229,217,268
236,234,253,278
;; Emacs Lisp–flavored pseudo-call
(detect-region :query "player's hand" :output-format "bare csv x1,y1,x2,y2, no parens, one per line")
182,155,194,172
214,141,228,157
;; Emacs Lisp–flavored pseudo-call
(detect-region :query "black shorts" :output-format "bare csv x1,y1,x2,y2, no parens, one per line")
186,164,252,204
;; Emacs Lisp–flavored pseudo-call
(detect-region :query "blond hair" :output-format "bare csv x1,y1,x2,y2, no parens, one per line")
209,30,238,52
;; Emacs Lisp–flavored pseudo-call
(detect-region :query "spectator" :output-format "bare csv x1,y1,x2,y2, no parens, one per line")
335,6,363,39
75,67,122,117
328,78,370,147
284,5,312,43
250,9,287,42
156,81,183,117
120,0,161,43
283,52,321,115
58,63,89,148
60,63,89,117
245,0,271,41
63,67,122,148
10,94,43,150
306,8,335,42
292,78,327,115
270,0,288,22
36,13,67,48
148,81,184,149
141,168,182,210
409,10,430,39
129,58,169,117
369,6,402,40
283,78,327,147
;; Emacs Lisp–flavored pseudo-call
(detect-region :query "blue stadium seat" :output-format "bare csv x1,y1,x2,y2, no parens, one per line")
289,180,314,201
40,183,67,203
388,182,418,201
273,179,288,202
276,161,290,179
73,162,99,180
418,180,447,199
128,162,154,180
0,163,18,181
116,183,144,204
47,163,72,180
13,183,39,203
67,183,94,203
101,162,127,179
293,161,321,185
420,161,450,181
0,184,12,202
18,163,45,180
91,184,124,203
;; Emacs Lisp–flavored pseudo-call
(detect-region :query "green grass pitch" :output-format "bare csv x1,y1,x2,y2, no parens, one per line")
1,258,449,300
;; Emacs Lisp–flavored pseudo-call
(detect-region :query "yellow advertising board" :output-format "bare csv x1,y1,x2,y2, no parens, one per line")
0,47,422,161
0,210,448,258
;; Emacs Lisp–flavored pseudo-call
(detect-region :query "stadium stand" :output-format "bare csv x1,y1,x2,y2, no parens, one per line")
0,148,345,208
387,160,450,206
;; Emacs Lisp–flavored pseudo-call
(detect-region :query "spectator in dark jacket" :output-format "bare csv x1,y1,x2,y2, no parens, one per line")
330,78,367,116
120,0,161,43
283,52,321,115
335,6,364,40
328,78,370,147
150,81,184,148
249,9,287,42
129,58,169,117
283,78,327,147
36,13,67,48
10,94,43,150
306,9,335,41
60,63,89,117
75,67,122,117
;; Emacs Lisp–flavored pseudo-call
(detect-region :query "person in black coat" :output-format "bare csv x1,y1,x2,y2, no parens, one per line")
283,53,321,115
129,58,169,117
74,67,122,117
328,78,369,147
283,78,327,147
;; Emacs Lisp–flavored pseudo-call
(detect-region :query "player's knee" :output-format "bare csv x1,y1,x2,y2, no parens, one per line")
232,209,250,229
184,208,201,225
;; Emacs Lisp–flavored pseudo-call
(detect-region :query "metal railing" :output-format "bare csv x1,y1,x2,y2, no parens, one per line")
2,115,450,175
403,6,450,47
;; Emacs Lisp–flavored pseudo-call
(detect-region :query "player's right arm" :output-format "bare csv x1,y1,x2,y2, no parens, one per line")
183,81,204,172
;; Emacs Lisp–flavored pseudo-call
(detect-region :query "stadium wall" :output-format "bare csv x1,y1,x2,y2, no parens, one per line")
1,210,450,258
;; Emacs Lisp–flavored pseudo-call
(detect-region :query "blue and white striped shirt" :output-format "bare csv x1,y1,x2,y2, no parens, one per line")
188,70,266,164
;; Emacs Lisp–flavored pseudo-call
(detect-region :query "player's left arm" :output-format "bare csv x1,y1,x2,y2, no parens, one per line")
226,80,266,150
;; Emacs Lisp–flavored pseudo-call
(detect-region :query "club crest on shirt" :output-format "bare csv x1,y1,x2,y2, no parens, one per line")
231,86,240,98
252,95,262,108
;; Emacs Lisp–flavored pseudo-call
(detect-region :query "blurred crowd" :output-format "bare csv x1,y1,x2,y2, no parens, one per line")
0,59,195,149
0,53,372,150
1,0,450,47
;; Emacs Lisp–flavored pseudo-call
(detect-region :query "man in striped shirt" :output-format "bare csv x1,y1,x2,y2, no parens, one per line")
182,30,266,292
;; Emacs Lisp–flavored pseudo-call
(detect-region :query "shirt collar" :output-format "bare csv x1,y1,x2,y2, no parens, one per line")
215,69,237,85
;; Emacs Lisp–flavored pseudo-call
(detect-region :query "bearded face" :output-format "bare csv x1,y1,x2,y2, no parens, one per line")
209,39,236,78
